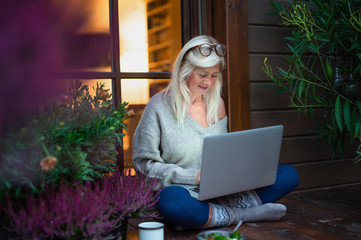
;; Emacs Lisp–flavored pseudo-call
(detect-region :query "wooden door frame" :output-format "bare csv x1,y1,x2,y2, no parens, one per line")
181,0,250,131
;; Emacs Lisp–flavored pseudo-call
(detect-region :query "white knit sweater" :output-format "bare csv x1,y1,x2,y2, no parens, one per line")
132,91,228,189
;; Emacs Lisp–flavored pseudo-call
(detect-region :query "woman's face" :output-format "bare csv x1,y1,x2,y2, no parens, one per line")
187,64,220,98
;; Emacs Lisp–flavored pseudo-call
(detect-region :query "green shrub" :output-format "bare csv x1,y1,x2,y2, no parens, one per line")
0,80,128,200
264,0,361,161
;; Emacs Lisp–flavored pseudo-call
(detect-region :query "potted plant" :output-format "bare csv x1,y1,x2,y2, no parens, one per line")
264,0,361,161
0,80,161,239
2,169,160,240
0,80,128,198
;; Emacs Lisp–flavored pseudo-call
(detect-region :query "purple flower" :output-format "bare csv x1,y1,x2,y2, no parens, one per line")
103,170,162,219
3,169,161,239
4,181,117,239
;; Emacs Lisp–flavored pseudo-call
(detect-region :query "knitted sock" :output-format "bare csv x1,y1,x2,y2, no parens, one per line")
232,190,262,208
211,190,262,208
204,203,286,228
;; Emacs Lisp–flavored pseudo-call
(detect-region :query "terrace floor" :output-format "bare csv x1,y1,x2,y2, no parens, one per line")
126,184,361,240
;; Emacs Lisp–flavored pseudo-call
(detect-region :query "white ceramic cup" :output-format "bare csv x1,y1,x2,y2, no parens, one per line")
138,221,164,240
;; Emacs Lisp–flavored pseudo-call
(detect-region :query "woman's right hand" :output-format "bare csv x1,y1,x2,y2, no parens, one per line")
196,171,201,185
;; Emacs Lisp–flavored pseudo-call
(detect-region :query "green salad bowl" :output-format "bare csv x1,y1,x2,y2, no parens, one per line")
197,229,244,240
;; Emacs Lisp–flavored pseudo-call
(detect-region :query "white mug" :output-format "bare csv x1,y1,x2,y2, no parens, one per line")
138,221,164,240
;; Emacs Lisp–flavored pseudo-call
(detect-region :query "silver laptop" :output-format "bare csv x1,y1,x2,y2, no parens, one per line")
175,125,283,201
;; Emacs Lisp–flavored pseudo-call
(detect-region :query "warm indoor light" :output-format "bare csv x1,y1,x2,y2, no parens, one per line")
119,0,149,105
75,0,150,104
77,0,109,34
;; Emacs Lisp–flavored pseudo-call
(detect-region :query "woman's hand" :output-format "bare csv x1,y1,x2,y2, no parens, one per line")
196,171,201,185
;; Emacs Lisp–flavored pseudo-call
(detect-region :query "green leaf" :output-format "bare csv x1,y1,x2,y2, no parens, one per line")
93,163,110,170
284,36,295,41
309,106,314,117
355,64,361,74
81,168,93,174
275,88,289,96
298,81,304,97
81,175,93,181
15,188,21,197
325,59,333,83
335,96,343,132
355,117,361,138
356,100,361,114
312,95,326,104
317,37,330,42
4,179,11,189
286,48,295,57
230,231,242,239
343,101,352,135
308,44,319,53
28,182,37,193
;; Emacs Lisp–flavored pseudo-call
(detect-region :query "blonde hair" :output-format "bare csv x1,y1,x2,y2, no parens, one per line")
164,35,226,126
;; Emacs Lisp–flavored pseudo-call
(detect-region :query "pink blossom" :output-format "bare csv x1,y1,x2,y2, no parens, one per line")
39,156,57,171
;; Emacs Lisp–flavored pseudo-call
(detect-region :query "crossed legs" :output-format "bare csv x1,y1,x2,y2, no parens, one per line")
156,164,299,229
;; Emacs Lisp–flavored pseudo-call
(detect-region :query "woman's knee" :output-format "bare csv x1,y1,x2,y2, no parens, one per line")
255,164,299,203
156,186,190,213
278,164,300,191
157,186,206,219
156,186,209,228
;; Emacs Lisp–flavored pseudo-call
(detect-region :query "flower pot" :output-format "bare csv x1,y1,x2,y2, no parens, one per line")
110,216,128,240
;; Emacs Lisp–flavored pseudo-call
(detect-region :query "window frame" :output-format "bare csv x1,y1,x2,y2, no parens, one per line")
59,0,171,170
58,0,251,169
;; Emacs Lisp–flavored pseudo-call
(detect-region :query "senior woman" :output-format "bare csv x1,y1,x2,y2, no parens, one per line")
132,35,299,229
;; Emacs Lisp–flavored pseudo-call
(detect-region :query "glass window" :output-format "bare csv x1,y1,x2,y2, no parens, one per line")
119,0,148,73
122,78,170,168
58,0,111,72
59,0,181,169
118,0,181,169
118,0,181,73
146,0,182,72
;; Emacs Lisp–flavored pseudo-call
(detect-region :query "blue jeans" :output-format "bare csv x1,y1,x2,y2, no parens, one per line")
156,164,299,229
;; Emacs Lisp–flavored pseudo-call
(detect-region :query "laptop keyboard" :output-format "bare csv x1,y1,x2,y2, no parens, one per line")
189,187,200,193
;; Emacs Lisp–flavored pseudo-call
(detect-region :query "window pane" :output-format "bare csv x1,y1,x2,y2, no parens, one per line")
118,0,181,73
122,78,169,168
121,79,150,105
123,104,145,168
121,78,169,105
59,0,111,72
147,0,182,72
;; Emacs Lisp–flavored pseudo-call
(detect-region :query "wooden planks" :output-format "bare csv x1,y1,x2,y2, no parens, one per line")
280,136,359,164
247,0,361,190
250,82,292,110
127,185,361,239
250,110,324,137
295,160,361,190
248,0,290,26
249,54,290,81
248,26,292,54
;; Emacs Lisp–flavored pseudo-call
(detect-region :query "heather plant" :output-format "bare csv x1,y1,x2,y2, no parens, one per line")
4,181,118,240
2,169,160,240
264,0,361,161
0,80,128,201
105,169,161,220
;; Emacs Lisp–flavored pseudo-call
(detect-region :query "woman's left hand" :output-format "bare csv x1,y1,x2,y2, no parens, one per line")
196,171,201,185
